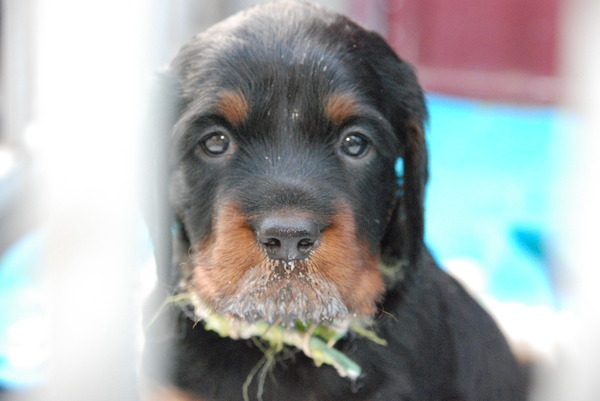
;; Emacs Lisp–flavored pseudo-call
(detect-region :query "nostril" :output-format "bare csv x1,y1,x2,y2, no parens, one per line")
255,215,321,261
263,237,281,251
297,238,315,253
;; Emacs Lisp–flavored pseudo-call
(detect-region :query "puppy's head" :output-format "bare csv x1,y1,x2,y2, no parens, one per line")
163,2,427,326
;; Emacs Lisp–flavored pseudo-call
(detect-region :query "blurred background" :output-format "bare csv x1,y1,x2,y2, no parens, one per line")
0,0,598,400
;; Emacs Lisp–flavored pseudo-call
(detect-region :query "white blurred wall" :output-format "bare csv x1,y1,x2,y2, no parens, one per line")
29,1,158,400
532,1,600,400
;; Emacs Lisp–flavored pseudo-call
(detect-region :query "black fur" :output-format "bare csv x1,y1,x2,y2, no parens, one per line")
143,2,527,400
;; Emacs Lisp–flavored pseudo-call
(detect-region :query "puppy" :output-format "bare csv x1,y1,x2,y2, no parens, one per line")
142,2,527,400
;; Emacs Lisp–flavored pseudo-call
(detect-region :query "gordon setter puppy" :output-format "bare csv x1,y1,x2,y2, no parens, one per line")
142,2,527,400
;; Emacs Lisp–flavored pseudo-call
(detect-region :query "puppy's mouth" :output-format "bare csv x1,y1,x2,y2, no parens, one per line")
212,259,348,326
185,201,384,326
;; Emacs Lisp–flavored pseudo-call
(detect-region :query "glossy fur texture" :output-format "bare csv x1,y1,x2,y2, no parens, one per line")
143,2,527,400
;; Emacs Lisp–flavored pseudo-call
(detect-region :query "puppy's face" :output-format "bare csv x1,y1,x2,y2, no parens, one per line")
167,3,426,326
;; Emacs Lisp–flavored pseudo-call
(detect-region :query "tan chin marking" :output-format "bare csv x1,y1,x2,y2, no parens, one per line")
190,201,264,301
189,201,384,322
310,202,385,316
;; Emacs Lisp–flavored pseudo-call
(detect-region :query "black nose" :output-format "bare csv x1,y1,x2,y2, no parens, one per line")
256,216,320,261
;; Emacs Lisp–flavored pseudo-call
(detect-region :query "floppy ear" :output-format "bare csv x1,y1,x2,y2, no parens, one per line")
141,69,183,289
372,45,429,280
379,120,428,280
399,120,428,271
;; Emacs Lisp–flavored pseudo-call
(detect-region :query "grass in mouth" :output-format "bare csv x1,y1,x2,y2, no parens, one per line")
150,292,387,400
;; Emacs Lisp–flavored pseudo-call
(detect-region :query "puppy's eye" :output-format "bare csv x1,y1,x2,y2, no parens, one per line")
201,131,231,155
340,132,370,158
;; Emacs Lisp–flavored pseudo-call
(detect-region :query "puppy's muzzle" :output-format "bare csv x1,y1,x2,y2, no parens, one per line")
255,215,320,261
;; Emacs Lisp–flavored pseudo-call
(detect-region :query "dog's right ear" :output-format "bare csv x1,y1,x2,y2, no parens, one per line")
142,69,182,289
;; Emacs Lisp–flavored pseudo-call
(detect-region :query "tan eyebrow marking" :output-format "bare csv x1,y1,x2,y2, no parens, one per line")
324,92,358,125
215,90,249,126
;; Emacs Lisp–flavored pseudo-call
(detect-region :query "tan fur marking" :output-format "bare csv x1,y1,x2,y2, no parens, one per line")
324,93,358,125
189,201,384,320
216,90,249,126
191,202,264,303
311,202,385,315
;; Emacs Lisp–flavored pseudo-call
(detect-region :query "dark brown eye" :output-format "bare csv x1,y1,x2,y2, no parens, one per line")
340,133,370,158
201,132,230,155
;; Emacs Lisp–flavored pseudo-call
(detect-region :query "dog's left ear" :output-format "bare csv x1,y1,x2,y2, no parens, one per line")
365,34,429,279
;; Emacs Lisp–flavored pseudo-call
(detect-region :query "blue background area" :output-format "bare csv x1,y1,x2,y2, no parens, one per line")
0,232,44,389
0,94,559,387
423,94,557,307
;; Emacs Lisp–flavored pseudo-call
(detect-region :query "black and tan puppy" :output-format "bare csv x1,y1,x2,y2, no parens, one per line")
143,2,527,400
